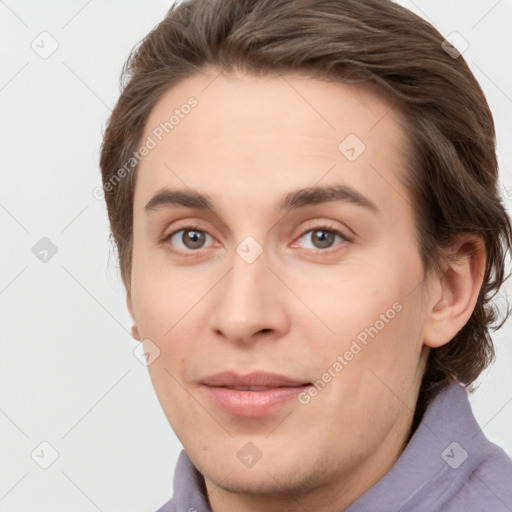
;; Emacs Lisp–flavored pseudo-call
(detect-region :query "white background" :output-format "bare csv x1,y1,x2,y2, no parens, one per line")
1,1,511,510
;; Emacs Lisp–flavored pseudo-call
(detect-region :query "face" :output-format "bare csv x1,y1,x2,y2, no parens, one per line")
128,70,433,507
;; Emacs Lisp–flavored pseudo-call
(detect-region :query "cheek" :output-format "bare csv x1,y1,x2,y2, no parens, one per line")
146,356,200,440
288,262,404,345
299,260,425,391
130,258,204,341
131,264,214,393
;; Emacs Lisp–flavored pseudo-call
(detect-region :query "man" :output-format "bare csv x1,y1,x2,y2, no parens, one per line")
99,0,512,510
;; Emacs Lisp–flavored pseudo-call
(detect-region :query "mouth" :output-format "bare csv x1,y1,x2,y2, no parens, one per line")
199,371,312,417
224,386,290,391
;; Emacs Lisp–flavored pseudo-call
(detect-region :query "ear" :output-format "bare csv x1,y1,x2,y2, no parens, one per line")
423,234,486,348
126,292,142,342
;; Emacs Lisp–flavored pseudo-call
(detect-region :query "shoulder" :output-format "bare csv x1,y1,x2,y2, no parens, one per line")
443,443,512,511
154,499,173,512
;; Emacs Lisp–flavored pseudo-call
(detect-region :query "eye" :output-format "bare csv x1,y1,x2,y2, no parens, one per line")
162,224,349,255
163,227,215,252
296,225,348,251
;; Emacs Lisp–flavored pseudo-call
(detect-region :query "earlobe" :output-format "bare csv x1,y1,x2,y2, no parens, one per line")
423,235,486,349
126,292,142,342
131,324,142,341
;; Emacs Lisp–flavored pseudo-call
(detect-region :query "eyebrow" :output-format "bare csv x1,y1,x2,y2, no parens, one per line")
144,184,380,215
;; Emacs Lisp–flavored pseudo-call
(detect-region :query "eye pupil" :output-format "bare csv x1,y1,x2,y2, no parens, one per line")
183,230,205,249
313,230,335,248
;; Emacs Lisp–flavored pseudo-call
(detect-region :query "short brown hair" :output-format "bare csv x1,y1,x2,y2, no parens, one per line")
100,0,511,392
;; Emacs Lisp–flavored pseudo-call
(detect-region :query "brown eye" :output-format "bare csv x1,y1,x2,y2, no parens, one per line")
311,229,336,249
297,226,347,251
182,230,206,249
165,228,213,251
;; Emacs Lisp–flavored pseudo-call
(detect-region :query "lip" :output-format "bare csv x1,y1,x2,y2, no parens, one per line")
200,371,311,417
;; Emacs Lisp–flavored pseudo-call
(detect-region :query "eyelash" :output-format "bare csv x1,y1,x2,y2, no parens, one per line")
162,223,351,257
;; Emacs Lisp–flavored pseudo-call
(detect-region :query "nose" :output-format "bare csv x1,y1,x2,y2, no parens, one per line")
207,247,290,345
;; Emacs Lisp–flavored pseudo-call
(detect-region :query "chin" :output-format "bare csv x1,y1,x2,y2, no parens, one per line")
189,438,334,497
200,459,317,496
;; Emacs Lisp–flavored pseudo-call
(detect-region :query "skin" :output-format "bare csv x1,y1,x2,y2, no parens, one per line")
126,69,486,512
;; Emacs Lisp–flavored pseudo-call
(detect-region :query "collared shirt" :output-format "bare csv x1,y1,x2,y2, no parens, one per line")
156,381,512,511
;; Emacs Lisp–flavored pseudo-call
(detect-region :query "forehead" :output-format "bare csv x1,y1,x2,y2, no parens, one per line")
134,70,411,219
